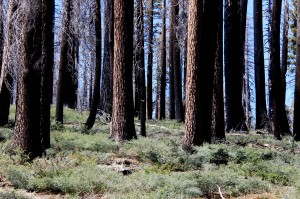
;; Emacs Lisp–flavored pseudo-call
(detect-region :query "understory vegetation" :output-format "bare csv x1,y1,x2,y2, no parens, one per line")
0,107,300,198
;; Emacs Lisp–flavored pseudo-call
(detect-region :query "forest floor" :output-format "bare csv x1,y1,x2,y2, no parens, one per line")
0,107,300,198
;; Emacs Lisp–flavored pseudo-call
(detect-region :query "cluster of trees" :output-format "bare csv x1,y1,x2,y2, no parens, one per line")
0,0,299,158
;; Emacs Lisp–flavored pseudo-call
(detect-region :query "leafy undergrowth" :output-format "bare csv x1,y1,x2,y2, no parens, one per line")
0,107,300,198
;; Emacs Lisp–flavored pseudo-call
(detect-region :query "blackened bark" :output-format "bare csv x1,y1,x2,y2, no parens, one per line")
85,0,101,129
253,0,267,129
212,0,225,142
136,0,146,136
280,1,290,135
110,0,136,141
100,0,113,115
147,0,153,120
224,0,248,132
14,1,43,159
173,0,184,122
270,0,290,139
40,0,54,149
169,0,175,120
56,0,71,123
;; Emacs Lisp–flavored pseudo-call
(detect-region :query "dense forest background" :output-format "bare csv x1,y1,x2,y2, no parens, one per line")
1,0,300,198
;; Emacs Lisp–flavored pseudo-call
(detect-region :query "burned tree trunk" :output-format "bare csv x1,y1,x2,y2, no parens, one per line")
173,0,184,122
100,0,113,116
212,0,225,142
56,0,71,123
253,0,267,129
40,0,54,149
85,0,102,129
136,0,146,136
169,0,175,120
13,0,43,159
147,0,153,120
224,0,248,132
269,0,290,139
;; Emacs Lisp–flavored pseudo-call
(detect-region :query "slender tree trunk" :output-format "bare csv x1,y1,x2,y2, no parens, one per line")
293,0,300,141
147,0,153,120
40,0,54,149
110,0,136,141
268,0,273,120
85,0,101,129
253,0,267,129
270,0,290,139
281,0,289,131
212,0,225,142
169,0,175,120
100,0,113,116
56,0,71,123
173,0,184,122
14,0,43,159
158,0,166,120
136,0,146,136
224,0,248,132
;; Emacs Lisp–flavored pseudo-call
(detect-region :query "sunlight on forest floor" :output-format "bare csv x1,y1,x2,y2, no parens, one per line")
0,107,299,198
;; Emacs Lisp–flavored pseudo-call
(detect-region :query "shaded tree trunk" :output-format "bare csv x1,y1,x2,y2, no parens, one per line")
253,0,267,129
56,0,71,123
169,0,175,120
173,0,184,122
293,0,300,141
40,0,54,149
110,0,136,141
224,0,248,132
158,0,166,120
100,0,113,116
269,0,290,139
13,0,43,159
281,0,289,132
136,0,146,136
85,0,101,129
147,0,153,120
212,0,225,142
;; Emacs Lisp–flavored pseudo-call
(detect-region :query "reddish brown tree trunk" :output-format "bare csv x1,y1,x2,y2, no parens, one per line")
183,0,204,150
110,0,136,141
